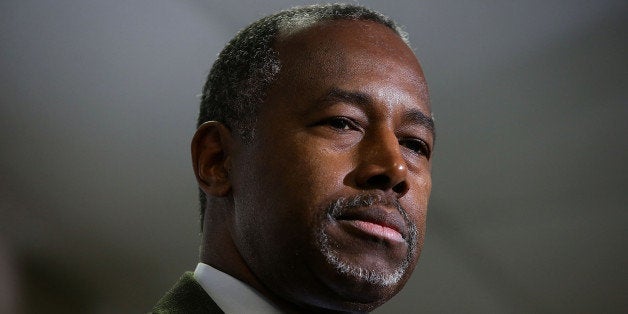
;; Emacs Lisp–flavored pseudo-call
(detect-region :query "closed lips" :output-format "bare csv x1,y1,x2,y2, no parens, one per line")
335,207,408,243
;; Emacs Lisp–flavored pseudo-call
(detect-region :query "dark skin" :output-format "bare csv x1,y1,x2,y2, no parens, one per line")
192,20,434,313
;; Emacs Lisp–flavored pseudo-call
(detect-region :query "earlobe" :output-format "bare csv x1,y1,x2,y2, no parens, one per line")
191,121,233,197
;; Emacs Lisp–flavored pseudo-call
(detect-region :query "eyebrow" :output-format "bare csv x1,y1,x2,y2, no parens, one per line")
317,87,435,134
405,108,435,134
321,88,372,107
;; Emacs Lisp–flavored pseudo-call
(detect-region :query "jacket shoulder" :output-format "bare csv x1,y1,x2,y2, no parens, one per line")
151,272,223,314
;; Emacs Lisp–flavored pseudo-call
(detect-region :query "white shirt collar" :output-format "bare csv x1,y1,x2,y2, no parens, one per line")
193,262,282,314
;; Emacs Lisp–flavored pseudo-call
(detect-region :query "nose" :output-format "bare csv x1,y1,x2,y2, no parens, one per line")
352,129,409,197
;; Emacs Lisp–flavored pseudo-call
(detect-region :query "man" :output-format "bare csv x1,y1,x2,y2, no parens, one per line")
153,3,434,313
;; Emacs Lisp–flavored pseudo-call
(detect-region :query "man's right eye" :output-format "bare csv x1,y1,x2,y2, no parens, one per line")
323,117,359,131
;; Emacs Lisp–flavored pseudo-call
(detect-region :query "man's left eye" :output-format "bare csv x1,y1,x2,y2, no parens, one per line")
399,138,431,158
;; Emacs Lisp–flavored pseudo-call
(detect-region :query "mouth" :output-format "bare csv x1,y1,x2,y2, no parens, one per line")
334,207,408,244
318,196,418,288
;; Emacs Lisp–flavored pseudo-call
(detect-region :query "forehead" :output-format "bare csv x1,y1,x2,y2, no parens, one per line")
270,19,430,110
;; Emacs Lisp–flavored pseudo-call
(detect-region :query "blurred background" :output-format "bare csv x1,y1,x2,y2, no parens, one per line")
1,0,626,313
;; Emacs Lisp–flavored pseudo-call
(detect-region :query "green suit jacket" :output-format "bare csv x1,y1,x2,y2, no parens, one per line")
152,272,224,314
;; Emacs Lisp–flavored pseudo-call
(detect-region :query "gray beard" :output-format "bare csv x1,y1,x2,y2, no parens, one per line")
317,193,418,286
318,232,409,286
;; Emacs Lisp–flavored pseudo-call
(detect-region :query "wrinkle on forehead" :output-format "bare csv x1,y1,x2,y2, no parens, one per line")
272,20,431,108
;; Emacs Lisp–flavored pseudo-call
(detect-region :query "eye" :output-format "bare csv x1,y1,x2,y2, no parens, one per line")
322,117,360,131
399,138,431,158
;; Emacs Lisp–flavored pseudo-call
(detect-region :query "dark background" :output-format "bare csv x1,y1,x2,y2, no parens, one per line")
1,1,626,313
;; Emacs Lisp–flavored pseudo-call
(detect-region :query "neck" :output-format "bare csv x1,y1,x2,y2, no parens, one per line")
199,203,297,312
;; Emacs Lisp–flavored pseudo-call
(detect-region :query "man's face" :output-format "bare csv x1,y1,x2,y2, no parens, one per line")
228,20,433,311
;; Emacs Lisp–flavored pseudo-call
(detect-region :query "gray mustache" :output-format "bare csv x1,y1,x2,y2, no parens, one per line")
326,193,401,217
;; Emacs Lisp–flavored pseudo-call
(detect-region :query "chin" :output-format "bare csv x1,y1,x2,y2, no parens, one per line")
307,231,418,311
269,233,419,313
316,258,418,314
304,274,408,314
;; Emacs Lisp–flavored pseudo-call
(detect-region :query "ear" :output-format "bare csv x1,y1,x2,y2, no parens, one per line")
191,121,233,197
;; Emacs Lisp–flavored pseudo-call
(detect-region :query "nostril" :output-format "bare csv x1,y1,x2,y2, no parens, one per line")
366,174,390,189
392,181,408,194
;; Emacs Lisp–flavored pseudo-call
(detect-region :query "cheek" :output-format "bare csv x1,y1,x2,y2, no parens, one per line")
272,136,348,201
415,174,432,206
230,138,351,275
234,137,347,229
407,174,432,226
